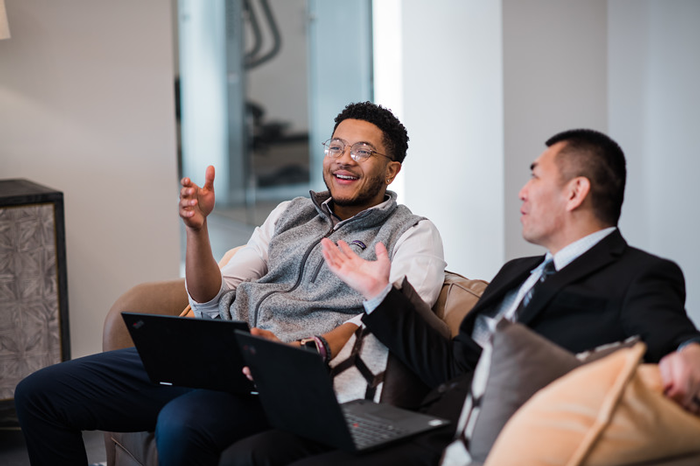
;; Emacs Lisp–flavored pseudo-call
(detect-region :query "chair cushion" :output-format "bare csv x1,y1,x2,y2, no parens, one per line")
433,271,488,337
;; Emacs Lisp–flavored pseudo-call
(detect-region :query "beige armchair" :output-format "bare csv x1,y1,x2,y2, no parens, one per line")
101,248,487,465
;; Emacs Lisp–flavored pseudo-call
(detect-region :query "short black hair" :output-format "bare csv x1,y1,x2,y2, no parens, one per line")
333,102,409,163
546,129,627,226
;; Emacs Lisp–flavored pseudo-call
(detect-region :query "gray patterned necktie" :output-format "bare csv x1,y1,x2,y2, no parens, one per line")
513,259,556,320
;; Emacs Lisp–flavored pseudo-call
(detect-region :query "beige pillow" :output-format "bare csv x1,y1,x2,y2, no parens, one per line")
484,342,700,466
439,320,640,466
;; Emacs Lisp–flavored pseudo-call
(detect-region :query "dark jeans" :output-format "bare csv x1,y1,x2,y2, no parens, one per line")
14,347,270,466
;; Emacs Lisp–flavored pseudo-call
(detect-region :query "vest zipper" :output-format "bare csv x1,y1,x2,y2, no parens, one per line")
248,203,391,329
309,239,366,284
250,223,336,328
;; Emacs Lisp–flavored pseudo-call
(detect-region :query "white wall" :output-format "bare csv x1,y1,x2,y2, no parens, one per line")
0,0,181,357
610,0,700,324
503,0,609,259
398,0,505,282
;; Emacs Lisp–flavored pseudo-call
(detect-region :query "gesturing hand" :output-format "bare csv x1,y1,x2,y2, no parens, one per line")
179,165,216,231
321,238,390,300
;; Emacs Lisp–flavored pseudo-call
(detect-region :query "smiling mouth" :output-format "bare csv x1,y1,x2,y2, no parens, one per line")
334,173,359,181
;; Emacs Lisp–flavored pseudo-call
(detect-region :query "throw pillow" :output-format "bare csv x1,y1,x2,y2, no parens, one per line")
440,320,640,466
484,342,700,466
331,277,453,407
331,326,389,404
441,319,583,465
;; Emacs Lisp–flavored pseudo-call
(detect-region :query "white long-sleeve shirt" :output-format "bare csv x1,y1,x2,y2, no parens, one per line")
187,196,446,321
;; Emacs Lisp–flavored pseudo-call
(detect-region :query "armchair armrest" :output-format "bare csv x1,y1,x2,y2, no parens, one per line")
102,246,244,352
102,279,188,352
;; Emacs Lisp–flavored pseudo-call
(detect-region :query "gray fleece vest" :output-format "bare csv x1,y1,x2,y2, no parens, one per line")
218,190,424,342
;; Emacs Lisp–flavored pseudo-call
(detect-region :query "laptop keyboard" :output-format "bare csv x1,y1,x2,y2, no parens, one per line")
344,411,407,449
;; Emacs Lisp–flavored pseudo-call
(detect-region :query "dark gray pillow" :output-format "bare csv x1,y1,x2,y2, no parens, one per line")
462,320,639,464
465,320,582,463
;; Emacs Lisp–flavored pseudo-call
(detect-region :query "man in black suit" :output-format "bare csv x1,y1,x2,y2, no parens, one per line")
226,129,700,466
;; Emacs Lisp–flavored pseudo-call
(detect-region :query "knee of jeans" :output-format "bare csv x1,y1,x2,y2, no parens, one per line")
14,369,50,409
155,399,202,442
14,368,61,426
14,377,31,415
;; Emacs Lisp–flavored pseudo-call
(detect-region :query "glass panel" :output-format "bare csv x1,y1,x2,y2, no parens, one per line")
177,0,372,238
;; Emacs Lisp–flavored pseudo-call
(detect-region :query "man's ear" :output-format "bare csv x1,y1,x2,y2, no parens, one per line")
565,176,591,212
385,161,402,185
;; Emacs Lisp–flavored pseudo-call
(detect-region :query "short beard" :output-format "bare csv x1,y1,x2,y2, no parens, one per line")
324,172,386,208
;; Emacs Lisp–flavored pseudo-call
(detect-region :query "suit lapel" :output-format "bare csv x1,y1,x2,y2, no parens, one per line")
516,230,627,325
460,256,544,333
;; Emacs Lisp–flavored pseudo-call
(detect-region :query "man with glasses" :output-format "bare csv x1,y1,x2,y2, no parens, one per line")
15,102,447,466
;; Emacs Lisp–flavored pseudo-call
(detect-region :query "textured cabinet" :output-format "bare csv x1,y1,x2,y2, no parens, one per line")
0,179,70,426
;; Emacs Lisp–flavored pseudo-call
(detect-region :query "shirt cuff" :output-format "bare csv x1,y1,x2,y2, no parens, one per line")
678,336,700,351
362,283,393,315
343,314,364,327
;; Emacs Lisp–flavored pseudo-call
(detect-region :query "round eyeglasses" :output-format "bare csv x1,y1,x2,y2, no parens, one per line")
322,138,393,163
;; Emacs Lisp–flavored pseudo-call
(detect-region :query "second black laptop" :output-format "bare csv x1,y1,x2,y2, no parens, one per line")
235,331,450,452
122,312,254,394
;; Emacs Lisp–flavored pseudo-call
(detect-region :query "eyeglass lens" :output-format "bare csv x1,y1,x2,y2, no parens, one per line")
323,139,375,161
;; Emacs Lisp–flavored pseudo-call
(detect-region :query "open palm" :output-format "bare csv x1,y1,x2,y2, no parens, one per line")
321,238,391,300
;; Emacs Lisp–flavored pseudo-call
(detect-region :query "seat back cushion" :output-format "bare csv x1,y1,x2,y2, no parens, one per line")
433,271,489,337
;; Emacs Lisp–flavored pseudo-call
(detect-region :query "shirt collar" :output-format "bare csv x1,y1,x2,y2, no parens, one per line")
547,226,617,272
322,193,394,225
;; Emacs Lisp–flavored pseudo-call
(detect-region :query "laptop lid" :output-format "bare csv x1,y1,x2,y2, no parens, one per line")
235,330,449,452
122,312,254,394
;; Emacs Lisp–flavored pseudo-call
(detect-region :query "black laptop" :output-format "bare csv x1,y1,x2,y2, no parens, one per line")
235,331,450,452
121,312,254,394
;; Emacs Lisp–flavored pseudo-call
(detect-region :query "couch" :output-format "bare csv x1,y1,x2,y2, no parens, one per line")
101,248,700,466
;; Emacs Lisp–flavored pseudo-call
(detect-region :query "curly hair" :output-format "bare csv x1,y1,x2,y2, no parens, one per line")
333,102,409,163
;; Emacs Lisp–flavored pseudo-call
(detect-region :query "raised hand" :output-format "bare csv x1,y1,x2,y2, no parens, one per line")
321,238,390,300
179,165,216,230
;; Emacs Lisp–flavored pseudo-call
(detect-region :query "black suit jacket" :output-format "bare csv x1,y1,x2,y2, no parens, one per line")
363,229,700,389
